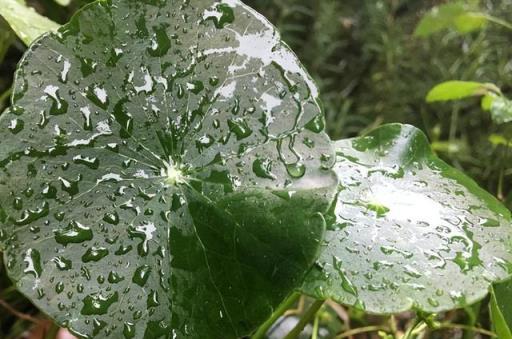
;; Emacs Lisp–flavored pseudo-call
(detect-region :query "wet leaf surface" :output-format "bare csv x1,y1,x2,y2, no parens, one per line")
0,0,337,338
302,124,512,314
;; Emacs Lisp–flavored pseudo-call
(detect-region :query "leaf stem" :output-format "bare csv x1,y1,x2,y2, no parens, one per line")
0,298,41,324
403,318,427,339
336,326,389,338
431,323,497,337
312,311,320,339
250,292,301,339
481,14,512,31
45,322,60,339
283,299,324,339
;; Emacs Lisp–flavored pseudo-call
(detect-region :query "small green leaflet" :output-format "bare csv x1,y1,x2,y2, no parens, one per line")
426,81,512,125
0,0,337,338
426,81,499,102
414,2,487,37
302,124,512,314
0,0,60,46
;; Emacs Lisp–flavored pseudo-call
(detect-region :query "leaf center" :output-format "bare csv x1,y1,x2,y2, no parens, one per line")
163,163,185,186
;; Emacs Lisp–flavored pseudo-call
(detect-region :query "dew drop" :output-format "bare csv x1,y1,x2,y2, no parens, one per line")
286,162,306,178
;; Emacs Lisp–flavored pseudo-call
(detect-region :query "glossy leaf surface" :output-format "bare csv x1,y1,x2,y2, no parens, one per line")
302,124,512,314
0,0,337,338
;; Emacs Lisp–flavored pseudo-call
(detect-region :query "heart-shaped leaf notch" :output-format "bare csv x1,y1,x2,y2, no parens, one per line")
0,0,337,338
302,124,512,314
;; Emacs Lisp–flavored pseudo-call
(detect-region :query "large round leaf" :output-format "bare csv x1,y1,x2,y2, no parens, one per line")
302,124,512,314
0,0,337,338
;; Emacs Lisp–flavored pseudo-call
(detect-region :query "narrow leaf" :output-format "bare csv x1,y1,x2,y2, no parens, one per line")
414,3,466,37
0,0,59,45
426,81,496,102
454,12,488,33
302,124,512,314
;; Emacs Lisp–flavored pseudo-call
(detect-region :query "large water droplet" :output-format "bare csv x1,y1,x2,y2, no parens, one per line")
54,221,93,246
81,292,119,315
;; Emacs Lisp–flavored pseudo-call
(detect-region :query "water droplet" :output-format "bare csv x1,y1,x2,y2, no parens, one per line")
228,118,252,140
286,162,306,178
132,265,151,287
147,25,171,57
54,221,93,246
103,211,120,225
204,3,235,29
81,292,119,315
23,248,42,278
44,85,69,115
108,271,125,284
123,322,136,339
252,158,276,180
304,114,325,133
73,155,99,169
147,290,160,308
82,247,109,263
8,118,24,134
53,256,72,270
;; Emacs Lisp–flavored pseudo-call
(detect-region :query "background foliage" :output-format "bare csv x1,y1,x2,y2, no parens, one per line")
1,0,512,338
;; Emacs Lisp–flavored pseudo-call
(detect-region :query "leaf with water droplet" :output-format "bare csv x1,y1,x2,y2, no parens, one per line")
302,123,512,314
0,0,336,338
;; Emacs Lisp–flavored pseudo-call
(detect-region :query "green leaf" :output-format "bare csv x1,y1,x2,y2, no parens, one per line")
0,19,14,63
414,3,488,37
301,124,512,314
415,3,466,37
453,12,488,33
481,93,495,111
0,0,60,46
489,134,512,148
0,0,337,338
491,282,512,339
426,81,497,102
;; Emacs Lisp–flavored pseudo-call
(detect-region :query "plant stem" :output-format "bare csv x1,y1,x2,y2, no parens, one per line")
0,299,40,324
482,14,512,31
403,319,426,339
283,299,324,339
45,322,60,339
250,292,301,339
431,323,496,337
336,326,389,338
312,312,320,339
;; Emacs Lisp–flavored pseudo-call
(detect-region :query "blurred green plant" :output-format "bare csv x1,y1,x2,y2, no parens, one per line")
0,0,59,45
414,1,512,37
427,80,512,124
